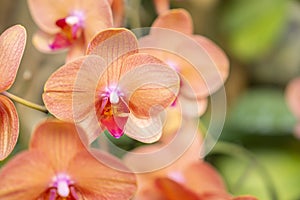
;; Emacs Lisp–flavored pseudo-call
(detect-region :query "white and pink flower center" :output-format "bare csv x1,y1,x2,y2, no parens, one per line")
50,11,84,50
49,173,78,200
97,87,130,138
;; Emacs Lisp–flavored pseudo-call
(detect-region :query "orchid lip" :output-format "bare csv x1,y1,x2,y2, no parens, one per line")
50,173,76,198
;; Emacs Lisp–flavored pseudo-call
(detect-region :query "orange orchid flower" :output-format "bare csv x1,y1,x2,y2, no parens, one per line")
27,0,114,61
0,119,136,199
43,28,180,143
285,77,300,137
139,9,229,117
0,25,26,160
124,129,257,200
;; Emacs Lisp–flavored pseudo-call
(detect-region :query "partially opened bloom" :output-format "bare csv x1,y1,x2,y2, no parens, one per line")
27,0,113,61
0,25,26,160
43,28,180,143
0,119,136,199
139,9,229,117
285,77,300,137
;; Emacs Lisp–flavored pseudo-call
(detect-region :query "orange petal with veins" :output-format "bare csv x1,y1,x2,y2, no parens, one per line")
68,150,137,200
43,56,107,121
0,150,54,200
118,53,179,118
0,95,18,161
87,28,139,85
30,119,87,171
0,25,26,92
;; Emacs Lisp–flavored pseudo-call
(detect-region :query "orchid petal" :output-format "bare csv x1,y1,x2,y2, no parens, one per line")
66,36,86,62
118,54,179,117
173,35,229,97
139,29,229,98
155,177,200,200
286,77,300,118
153,0,170,15
177,96,208,117
182,162,228,195
0,95,18,161
77,111,105,144
125,114,163,143
43,55,106,121
191,35,229,90
27,0,70,33
68,150,136,200
123,120,201,172
111,0,125,27
0,151,54,200
32,31,66,53
152,9,193,35
87,28,138,60
0,25,26,92
30,119,87,171
83,0,114,41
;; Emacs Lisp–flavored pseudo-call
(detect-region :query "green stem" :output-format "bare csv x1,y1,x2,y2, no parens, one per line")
210,141,278,200
2,91,48,114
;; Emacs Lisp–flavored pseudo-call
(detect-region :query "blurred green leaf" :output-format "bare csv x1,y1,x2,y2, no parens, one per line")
220,0,288,61
225,88,296,136
215,148,300,200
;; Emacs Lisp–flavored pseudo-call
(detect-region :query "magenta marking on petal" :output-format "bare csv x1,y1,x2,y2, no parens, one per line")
70,186,79,200
50,14,83,50
49,188,57,200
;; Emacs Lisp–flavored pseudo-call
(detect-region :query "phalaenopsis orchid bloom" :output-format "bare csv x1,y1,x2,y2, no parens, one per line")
139,8,229,117
286,77,300,138
27,0,114,61
43,28,180,143
0,119,136,199
0,25,26,160
124,127,257,200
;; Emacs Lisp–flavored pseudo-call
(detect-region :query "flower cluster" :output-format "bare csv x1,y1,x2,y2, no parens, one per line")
0,0,259,199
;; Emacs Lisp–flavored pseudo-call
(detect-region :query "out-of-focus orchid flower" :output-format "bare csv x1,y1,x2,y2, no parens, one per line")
285,77,300,137
0,25,26,160
0,119,137,199
139,9,229,117
43,28,180,143
27,0,114,61
124,129,257,200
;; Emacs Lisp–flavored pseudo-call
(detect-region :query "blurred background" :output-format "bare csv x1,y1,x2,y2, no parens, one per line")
1,0,300,199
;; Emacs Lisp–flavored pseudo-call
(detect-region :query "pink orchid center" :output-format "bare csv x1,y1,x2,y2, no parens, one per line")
97,89,130,138
50,13,84,50
49,173,78,200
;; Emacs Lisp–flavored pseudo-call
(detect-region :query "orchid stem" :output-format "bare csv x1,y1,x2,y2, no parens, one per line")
2,91,48,114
